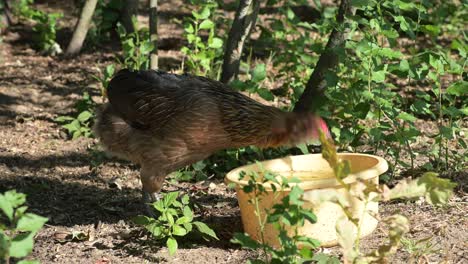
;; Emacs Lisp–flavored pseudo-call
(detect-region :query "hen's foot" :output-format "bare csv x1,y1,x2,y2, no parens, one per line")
142,191,162,218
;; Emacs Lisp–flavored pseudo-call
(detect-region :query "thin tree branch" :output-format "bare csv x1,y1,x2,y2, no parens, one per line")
293,0,353,113
220,0,260,84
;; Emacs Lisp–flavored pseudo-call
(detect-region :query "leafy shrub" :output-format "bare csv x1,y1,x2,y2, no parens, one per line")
231,169,325,264
0,190,48,264
55,92,96,139
116,16,154,71
133,191,218,255
13,0,62,54
181,1,224,78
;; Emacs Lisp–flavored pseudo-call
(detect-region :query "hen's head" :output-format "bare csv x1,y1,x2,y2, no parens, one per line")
270,112,331,147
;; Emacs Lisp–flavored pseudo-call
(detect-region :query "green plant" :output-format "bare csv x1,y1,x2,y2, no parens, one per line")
132,191,218,255
116,16,154,71
93,64,115,99
55,92,96,139
88,0,123,42
306,132,457,263
13,0,62,54
181,1,224,77
231,168,325,264
0,190,48,264
400,236,439,263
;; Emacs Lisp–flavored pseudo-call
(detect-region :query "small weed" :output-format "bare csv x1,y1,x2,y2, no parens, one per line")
55,92,96,139
400,236,440,263
116,16,154,71
0,190,48,264
231,168,324,264
181,1,224,78
133,191,218,256
13,0,62,54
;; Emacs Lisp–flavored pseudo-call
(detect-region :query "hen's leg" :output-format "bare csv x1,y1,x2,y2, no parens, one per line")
140,164,166,216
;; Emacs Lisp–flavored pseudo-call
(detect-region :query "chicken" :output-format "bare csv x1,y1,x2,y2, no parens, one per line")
94,69,329,204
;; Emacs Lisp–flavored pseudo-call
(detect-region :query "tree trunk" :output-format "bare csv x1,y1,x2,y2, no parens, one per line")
65,0,98,55
220,0,260,84
149,0,158,70
0,0,13,32
293,0,353,113
121,0,138,33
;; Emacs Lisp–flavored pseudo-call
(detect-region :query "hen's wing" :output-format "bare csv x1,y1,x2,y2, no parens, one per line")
107,69,186,130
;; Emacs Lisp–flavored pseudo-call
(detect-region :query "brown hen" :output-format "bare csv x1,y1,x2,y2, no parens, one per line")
94,69,328,203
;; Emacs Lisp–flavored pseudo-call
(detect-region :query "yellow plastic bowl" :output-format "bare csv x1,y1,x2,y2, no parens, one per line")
225,153,388,247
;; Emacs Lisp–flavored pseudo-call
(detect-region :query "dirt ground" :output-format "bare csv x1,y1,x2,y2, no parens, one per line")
0,1,467,263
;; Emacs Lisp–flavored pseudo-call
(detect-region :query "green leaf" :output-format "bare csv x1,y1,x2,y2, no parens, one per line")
54,116,74,122
181,195,190,205
193,221,218,240
18,260,40,264
9,232,35,258
183,206,193,221
132,215,152,225
77,111,93,122
312,253,341,264
231,233,260,249
199,19,214,30
175,216,190,225
209,37,223,49
257,88,274,101
172,225,187,236
0,190,26,221
446,81,468,96
163,192,179,207
167,237,178,255
372,70,386,83
397,112,417,122
16,213,48,233
251,63,266,83
288,186,304,205
376,48,403,59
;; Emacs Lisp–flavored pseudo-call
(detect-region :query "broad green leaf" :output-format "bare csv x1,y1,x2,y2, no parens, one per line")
446,81,468,96
172,225,187,236
0,190,26,221
199,19,214,30
175,216,190,225
181,195,190,205
167,237,178,255
16,213,48,233
183,206,193,221
288,186,304,205
372,70,386,83
9,232,35,258
376,48,402,59
251,63,266,83
132,215,152,225
397,112,417,122
208,37,223,49
77,111,93,122
257,88,274,101
193,221,218,240
163,192,179,207
230,233,260,249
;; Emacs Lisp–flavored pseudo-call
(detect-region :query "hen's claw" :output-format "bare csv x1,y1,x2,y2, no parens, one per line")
142,191,162,218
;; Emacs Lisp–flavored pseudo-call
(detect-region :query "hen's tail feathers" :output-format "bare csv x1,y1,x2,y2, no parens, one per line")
270,113,330,147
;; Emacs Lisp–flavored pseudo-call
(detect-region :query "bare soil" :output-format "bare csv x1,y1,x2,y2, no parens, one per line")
0,1,466,263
